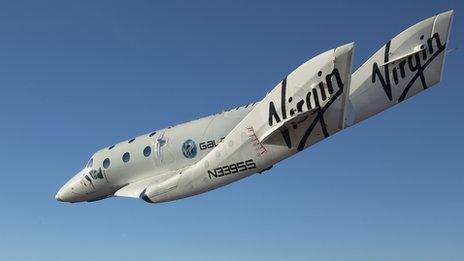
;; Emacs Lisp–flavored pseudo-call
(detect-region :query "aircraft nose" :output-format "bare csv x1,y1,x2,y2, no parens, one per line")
55,192,62,202
55,185,72,202
56,173,83,203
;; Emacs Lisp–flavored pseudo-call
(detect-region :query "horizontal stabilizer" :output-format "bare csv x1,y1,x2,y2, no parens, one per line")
260,107,317,144
380,47,423,66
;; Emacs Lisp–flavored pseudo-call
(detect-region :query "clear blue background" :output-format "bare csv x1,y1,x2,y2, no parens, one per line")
0,1,462,260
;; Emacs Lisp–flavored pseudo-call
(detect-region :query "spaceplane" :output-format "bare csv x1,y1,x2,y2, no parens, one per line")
56,11,453,203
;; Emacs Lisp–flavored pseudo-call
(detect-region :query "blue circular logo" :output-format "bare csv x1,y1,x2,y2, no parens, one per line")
182,139,197,159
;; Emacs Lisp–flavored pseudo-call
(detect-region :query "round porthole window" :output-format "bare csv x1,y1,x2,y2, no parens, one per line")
122,152,130,163
103,158,110,169
143,146,151,157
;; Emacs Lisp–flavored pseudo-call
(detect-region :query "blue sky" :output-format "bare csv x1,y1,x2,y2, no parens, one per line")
0,1,463,260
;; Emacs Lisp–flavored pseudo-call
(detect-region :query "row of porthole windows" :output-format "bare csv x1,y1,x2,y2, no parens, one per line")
100,145,152,169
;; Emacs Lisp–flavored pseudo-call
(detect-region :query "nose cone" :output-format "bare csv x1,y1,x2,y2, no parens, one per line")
55,186,72,202
56,173,83,203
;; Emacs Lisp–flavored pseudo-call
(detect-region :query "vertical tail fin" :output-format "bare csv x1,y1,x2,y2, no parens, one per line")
347,10,454,125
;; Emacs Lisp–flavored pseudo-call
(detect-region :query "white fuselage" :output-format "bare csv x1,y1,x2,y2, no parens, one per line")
56,104,256,202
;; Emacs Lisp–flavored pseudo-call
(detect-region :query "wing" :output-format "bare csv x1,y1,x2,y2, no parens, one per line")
113,178,155,199
113,169,181,199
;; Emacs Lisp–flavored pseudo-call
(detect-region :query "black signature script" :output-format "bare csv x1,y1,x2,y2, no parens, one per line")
372,32,446,103
268,68,345,151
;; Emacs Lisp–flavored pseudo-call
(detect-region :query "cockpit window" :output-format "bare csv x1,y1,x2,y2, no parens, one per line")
89,168,103,179
103,158,110,169
86,158,93,168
